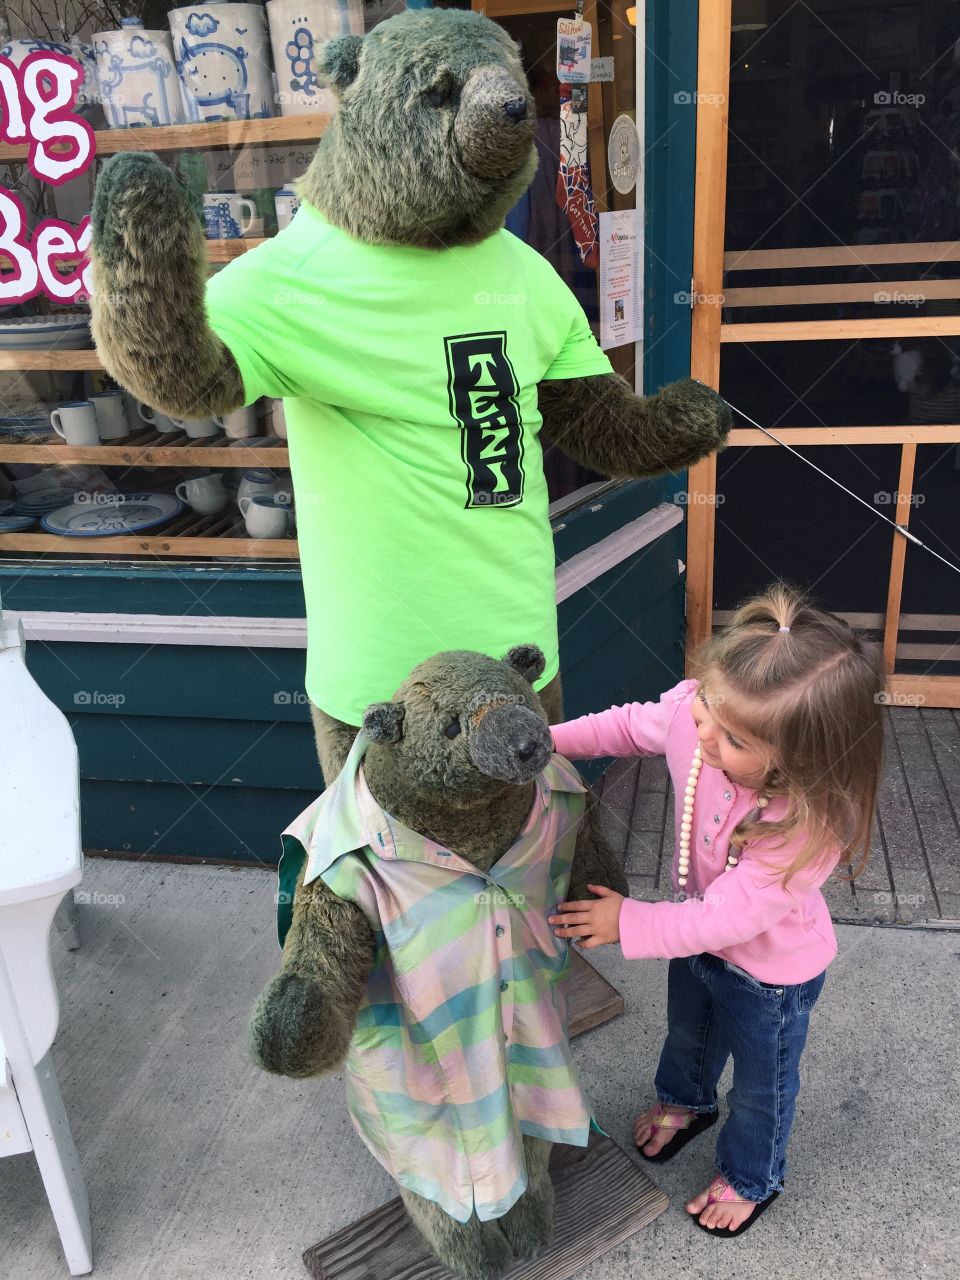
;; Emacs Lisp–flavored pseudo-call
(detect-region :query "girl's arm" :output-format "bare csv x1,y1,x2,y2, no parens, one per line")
551,677,698,760
618,844,838,959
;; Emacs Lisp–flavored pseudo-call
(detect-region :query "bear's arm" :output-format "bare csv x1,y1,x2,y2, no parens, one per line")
90,152,246,419
537,372,732,479
567,801,629,904
248,869,376,1079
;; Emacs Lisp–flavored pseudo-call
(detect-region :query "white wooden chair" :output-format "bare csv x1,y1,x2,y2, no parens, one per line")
0,602,92,1274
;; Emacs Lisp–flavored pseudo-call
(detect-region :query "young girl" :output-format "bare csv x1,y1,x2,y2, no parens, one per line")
548,583,884,1237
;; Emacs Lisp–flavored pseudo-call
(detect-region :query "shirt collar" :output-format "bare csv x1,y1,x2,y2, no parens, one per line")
302,732,586,869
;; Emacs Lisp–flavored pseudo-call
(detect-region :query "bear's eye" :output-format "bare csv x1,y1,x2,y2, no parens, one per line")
425,73,456,109
443,718,462,739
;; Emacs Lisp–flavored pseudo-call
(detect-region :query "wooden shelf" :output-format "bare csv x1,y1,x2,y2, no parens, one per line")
0,507,298,558
0,113,329,164
0,428,289,468
0,349,100,371
0,531,298,557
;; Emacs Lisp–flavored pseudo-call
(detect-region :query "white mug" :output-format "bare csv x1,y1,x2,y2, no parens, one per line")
203,192,258,240
274,186,301,231
50,400,100,445
216,406,258,439
237,474,278,503
169,415,221,439
89,391,130,441
240,494,290,538
137,402,178,434
270,398,287,439
176,473,227,514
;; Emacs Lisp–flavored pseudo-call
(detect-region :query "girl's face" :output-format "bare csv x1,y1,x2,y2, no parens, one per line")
691,681,771,788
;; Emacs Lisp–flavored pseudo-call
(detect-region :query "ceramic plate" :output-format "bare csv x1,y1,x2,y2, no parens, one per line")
0,514,37,532
40,493,184,537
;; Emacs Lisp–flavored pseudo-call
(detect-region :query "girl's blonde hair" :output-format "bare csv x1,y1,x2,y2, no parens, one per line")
692,582,885,885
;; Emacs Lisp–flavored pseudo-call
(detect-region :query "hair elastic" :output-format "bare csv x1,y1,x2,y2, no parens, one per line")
779,625,791,632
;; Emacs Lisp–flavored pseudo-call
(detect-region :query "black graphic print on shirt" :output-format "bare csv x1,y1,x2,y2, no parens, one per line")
444,332,525,509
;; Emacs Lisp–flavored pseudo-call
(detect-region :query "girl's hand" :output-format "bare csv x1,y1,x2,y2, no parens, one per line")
548,884,624,948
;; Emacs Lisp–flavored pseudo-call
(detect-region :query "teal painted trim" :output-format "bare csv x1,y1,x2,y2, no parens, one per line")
644,0,698,396
78,778,317,862
70,715,325,790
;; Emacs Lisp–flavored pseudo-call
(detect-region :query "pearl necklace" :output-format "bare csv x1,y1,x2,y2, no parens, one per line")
677,745,769,887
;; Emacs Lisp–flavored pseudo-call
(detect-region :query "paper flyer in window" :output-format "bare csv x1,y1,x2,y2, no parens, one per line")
599,208,641,351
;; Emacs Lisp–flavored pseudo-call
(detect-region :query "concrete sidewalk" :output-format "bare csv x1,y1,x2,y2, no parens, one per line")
1,858,957,1280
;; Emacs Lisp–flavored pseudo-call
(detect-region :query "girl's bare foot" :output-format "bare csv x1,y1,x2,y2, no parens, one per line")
685,1174,757,1232
632,1102,697,1158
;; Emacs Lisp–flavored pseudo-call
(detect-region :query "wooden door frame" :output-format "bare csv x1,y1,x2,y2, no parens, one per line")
685,0,960,708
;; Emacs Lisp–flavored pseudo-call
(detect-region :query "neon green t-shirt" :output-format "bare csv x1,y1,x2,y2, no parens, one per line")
204,202,613,724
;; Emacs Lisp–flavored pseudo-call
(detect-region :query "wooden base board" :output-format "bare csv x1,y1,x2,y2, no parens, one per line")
303,1132,668,1280
567,950,623,1037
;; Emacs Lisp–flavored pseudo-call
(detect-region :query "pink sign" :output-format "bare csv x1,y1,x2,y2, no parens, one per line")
0,50,96,304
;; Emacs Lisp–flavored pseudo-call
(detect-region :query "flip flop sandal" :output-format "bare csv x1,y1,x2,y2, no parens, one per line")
635,1102,719,1164
693,1174,781,1238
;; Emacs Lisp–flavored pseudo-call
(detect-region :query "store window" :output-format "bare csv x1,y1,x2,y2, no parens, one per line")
0,0,641,561
714,0,960,680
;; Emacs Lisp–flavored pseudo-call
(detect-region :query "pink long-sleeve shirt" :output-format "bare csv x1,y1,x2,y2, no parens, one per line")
552,678,839,984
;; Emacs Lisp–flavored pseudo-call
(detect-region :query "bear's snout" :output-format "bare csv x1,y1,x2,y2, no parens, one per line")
469,703,552,784
455,66,534,180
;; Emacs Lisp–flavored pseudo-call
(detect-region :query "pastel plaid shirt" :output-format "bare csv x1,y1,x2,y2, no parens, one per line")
277,731,594,1222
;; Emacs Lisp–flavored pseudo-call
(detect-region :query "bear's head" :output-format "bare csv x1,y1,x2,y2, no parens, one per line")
361,645,552,803
295,8,537,249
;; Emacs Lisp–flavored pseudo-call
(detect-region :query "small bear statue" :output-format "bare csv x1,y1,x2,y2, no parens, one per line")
249,645,625,1279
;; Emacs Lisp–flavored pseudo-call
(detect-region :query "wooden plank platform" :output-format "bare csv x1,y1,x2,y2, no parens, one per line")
302,1132,668,1280
567,950,623,1037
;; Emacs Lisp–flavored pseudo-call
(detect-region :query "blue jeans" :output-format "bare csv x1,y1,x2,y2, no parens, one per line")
654,952,826,1200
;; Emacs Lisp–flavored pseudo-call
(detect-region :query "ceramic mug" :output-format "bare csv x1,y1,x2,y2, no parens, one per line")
203,192,258,240
274,186,301,231
216,406,258,439
168,415,221,439
240,493,291,538
50,401,100,445
237,471,278,503
89,391,130,441
137,402,178,433
270,398,288,439
176,473,228,514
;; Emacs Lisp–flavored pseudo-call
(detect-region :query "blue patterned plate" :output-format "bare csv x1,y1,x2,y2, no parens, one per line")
40,493,184,536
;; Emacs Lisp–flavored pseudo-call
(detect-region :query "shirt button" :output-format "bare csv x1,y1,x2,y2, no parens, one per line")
723,791,732,801
703,835,711,845
713,815,721,824
500,979,509,992
495,925,505,937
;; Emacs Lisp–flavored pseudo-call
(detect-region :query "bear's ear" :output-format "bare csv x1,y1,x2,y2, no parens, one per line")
363,701,405,744
503,645,545,685
319,34,363,94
